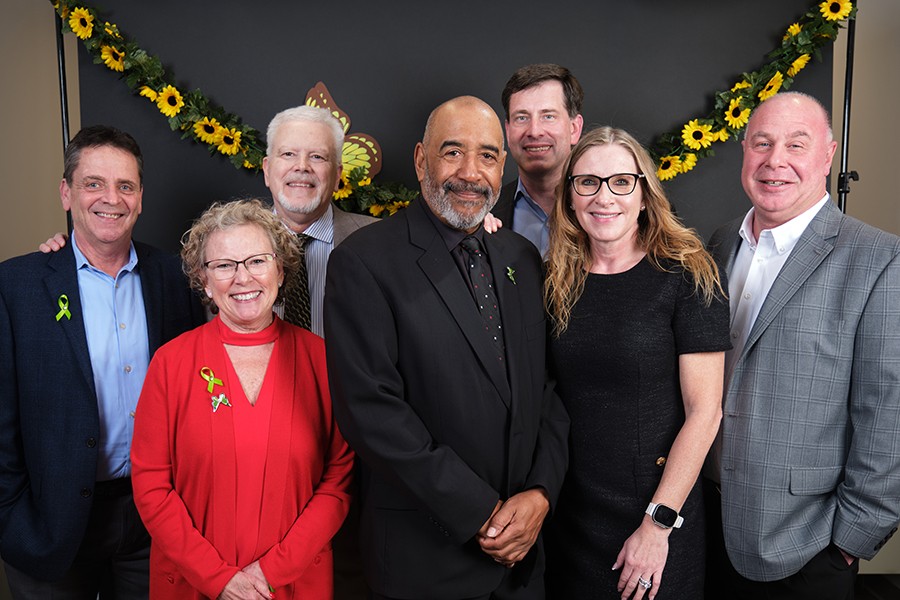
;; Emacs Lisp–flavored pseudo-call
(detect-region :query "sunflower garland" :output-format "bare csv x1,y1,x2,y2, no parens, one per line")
52,0,855,195
651,0,856,181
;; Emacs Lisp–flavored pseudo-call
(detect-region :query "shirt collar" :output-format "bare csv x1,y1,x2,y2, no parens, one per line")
514,179,548,220
70,231,138,275
275,202,334,243
738,193,830,254
422,197,485,252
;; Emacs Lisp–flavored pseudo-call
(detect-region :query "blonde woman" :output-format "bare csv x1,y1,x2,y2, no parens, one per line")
543,127,729,600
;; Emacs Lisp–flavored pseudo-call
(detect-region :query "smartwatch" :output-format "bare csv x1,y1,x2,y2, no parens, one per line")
645,502,683,529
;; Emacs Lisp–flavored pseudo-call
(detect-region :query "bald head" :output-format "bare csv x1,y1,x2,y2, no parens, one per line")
741,92,837,235
414,96,506,232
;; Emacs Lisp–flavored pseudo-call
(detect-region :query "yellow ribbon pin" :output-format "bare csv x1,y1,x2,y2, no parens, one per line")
200,367,223,393
55,294,71,321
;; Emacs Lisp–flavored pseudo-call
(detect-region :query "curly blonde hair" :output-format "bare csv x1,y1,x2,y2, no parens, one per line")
180,198,301,312
544,126,725,336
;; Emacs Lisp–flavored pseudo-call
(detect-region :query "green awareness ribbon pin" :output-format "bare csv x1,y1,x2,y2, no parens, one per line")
55,294,71,321
200,367,223,393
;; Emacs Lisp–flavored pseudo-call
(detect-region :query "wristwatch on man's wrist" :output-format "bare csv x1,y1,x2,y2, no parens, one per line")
645,502,683,529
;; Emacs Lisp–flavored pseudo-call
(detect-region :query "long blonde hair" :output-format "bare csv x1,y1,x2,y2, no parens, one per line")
544,126,725,336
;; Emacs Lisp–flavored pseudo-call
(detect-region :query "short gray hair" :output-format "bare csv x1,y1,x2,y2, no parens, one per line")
266,105,345,165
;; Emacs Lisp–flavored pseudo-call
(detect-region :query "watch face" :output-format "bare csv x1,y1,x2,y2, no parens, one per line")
653,504,678,528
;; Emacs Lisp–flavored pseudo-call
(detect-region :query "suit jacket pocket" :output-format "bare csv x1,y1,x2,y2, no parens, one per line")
789,466,843,495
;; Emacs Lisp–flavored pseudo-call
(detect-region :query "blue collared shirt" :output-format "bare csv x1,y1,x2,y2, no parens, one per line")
510,180,550,257
71,232,150,481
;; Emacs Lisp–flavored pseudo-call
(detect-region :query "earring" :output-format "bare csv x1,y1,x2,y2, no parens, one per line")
205,289,213,298
640,205,646,211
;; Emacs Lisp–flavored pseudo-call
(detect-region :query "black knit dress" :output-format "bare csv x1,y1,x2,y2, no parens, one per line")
545,258,730,599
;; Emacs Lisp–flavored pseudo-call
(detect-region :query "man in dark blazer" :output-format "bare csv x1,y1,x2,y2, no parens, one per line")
704,92,900,600
0,125,205,598
491,64,584,256
324,96,569,600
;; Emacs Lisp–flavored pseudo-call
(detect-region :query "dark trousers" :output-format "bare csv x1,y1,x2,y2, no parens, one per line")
369,568,545,600
4,480,150,600
703,478,858,600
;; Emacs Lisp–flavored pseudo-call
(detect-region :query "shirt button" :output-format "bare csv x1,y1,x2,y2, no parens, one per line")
81,488,92,498
124,365,132,373
731,331,739,339
86,437,97,448
119,322,126,330
744,293,751,300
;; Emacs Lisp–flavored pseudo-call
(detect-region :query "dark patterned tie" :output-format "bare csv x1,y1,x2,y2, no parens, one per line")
283,233,312,330
459,236,505,361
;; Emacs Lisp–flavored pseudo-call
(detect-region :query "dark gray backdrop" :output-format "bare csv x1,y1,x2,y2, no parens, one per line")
77,0,833,254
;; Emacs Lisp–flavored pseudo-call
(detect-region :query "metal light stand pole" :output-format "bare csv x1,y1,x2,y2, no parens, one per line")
836,4,859,213
55,8,73,231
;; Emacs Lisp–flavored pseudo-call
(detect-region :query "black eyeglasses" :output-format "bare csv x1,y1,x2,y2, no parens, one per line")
569,173,645,196
204,253,276,280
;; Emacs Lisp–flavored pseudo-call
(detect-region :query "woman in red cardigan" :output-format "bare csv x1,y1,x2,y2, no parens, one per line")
132,199,353,599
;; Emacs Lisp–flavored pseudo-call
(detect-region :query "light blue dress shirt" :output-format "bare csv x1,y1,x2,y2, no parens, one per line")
511,180,550,257
71,232,150,481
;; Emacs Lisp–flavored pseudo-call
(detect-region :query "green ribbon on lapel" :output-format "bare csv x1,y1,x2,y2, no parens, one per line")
200,366,223,393
55,294,71,321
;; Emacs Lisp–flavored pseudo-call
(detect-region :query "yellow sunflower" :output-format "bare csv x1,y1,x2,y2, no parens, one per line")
100,45,124,72
783,23,802,41
680,153,698,174
387,201,410,216
787,54,812,77
715,129,730,142
156,85,184,118
724,98,751,130
681,119,714,151
193,117,222,145
758,71,784,101
242,160,256,170
69,7,94,39
731,80,751,93
104,21,122,38
368,204,387,217
357,177,372,188
216,128,242,155
819,0,852,22
53,2,70,19
657,156,682,181
333,185,353,200
139,86,158,102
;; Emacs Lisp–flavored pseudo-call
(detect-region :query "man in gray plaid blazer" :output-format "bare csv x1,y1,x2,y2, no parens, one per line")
705,92,900,600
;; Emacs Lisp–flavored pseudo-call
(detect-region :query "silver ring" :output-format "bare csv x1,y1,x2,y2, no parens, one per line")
638,576,652,589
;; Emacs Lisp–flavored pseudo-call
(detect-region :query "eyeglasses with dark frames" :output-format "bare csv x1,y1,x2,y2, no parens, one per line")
204,253,277,280
569,173,646,196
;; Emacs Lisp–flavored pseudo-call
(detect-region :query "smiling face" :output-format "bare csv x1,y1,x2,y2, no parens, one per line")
505,80,583,182
415,97,506,232
741,93,836,235
203,223,284,333
60,145,143,260
263,119,342,231
570,144,643,255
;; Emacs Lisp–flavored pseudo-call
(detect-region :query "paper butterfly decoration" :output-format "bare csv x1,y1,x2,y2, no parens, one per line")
305,82,382,180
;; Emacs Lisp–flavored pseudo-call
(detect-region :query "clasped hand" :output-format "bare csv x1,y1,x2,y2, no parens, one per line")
477,488,549,568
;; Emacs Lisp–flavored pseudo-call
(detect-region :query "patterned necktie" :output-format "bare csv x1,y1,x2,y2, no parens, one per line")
459,236,505,361
283,233,312,330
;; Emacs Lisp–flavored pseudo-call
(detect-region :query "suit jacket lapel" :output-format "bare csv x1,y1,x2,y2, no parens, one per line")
44,246,95,395
135,243,164,355
408,200,512,405
743,201,839,354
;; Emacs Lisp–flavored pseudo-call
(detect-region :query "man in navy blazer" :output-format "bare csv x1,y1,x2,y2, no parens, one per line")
0,125,205,598
325,97,569,599
704,92,900,600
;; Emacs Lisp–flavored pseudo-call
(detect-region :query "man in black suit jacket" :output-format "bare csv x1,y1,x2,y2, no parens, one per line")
324,96,569,600
0,126,205,598
491,64,584,256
